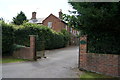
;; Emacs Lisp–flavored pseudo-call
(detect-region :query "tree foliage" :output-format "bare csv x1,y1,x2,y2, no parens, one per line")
2,22,14,55
12,11,27,25
62,14,81,30
68,2,120,54
69,2,120,35
0,17,4,21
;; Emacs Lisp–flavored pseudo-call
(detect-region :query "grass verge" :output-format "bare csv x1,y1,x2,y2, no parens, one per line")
80,71,119,79
1,57,31,63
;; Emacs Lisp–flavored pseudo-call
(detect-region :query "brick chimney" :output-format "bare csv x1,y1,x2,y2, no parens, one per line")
59,9,62,20
31,12,36,19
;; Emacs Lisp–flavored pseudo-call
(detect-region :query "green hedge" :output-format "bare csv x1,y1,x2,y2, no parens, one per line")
2,22,70,55
2,22,14,55
61,29,70,46
14,23,70,51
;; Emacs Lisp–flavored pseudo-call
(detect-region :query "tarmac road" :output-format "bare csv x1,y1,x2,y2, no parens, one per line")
2,46,83,78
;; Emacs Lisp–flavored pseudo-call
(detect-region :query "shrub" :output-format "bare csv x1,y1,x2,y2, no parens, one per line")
14,23,69,51
61,29,70,46
2,22,70,55
14,23,45,51
2,22,14,55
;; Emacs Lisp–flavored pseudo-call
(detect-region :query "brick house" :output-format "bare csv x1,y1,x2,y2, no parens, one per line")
29,10,79,45
42,14,68,32
29,11,69,32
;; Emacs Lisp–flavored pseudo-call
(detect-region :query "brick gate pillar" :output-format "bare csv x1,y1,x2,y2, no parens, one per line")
80,35,87,53
78,35,87,68
30,35,37,61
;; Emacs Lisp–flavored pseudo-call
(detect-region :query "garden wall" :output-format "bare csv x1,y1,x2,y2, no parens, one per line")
79,35,120,77
13,35,36,60
13,47,32,59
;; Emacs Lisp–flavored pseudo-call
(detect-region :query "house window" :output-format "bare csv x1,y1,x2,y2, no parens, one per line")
48,22,52,28
65,26,67,30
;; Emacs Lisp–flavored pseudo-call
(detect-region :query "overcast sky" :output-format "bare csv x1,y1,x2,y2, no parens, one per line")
0,0,74,22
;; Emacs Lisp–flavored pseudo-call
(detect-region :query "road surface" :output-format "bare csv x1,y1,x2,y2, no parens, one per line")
2,46,82,78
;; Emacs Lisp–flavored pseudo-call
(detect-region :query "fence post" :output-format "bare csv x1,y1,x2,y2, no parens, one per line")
30,35,37,61
78,35,87,68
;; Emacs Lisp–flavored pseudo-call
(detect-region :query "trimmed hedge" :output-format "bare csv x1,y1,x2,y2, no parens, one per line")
14,23,70,51
2,22,70,55
61,29,70,46
2,22,14,55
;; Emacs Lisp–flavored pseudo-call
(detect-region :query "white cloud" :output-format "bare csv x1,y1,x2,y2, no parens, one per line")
0,0,74,22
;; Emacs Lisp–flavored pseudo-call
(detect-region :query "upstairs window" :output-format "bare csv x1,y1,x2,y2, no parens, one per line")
65,26,67,30
48,22,52,28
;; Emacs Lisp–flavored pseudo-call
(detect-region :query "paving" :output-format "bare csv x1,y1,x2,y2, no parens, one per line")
2,46,83,78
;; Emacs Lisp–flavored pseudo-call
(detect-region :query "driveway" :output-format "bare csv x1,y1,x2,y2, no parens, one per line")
2,46,83,78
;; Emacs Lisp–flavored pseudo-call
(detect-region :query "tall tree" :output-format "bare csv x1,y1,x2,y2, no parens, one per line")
66,2,120,54
12,11,27,25
0,17,4,23
67,2,120,35
0,17,4,21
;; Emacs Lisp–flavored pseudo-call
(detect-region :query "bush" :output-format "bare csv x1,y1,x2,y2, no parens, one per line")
2,22,70,55
14,23,69,51
61,29,70,46
14,23,46,51
2,23,70,55
2,22,14,55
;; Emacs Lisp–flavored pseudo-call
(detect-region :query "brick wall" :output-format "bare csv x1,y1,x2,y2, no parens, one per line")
79,35,120,77
13,47,33,59
13,35,36,60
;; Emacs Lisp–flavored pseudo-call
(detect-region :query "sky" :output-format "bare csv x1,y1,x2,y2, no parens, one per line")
0,0,74,22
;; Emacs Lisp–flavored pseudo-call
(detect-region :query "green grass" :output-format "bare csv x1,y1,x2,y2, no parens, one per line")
80,71,118,79
0,57,31,63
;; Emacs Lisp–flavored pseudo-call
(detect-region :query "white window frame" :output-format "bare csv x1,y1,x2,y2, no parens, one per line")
48,22,52,28
65,26,67,31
